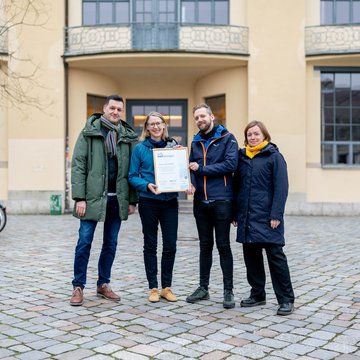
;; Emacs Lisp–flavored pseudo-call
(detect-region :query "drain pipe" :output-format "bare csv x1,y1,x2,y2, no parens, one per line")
64,0,70,212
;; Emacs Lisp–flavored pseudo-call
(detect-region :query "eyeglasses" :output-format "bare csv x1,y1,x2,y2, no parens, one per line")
147,122,164,128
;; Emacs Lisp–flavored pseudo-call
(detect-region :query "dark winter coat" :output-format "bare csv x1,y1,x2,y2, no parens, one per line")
71,113,138,221
234,143,288,245
190,125,238,201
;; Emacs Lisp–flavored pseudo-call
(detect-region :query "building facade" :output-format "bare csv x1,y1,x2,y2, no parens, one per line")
1,0,360,214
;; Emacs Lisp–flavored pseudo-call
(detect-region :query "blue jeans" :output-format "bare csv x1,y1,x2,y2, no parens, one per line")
193,200,234,290
138,197,178,289
72,196,121,288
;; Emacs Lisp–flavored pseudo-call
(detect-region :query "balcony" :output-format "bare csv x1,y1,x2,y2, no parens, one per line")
305,25,360,56
0,26,8,55
64,23,249,57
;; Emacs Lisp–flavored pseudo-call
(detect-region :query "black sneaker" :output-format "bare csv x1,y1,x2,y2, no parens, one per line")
186,286,209,303
223,289,235,309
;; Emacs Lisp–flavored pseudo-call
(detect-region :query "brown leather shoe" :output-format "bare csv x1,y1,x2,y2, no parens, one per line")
96,283,120,301
70,286,83,306
160,287,177,302
149,288,160,303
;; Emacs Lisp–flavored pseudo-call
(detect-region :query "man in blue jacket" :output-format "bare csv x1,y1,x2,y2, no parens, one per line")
186,103,238,309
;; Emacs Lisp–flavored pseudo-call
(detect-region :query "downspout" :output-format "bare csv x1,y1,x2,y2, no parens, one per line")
64,0,70,212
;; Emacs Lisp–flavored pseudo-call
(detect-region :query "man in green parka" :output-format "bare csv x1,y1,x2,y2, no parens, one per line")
70,95,138,306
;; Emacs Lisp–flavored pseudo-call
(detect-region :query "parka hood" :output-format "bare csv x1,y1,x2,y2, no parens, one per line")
83,113,138,143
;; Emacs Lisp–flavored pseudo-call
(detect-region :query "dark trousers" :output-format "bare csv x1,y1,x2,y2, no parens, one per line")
193,200,233,290
243,243,295,304
138,197,178,289
72,196,121,288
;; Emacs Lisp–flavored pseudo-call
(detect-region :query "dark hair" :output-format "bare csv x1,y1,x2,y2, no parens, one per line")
244,120,271,145
192,103,213,115
104,95,124,105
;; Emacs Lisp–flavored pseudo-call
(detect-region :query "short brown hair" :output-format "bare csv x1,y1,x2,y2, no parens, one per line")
192,103,213,116
139,111,169,141
244,120,271,146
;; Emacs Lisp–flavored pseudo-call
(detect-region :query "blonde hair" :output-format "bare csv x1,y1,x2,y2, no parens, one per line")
139,111,169,141
244,121,271,146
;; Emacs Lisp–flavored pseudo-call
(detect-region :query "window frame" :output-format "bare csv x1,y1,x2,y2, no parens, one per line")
181,0,229,25
320,0,360,25
82,0,130,26
319,67,360,168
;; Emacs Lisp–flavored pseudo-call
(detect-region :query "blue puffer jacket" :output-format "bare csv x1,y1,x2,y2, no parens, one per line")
190,125,238,201
234,143,288,245
128,138,178,201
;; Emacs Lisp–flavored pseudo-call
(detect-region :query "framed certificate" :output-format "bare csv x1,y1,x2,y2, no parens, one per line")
153,147,191,192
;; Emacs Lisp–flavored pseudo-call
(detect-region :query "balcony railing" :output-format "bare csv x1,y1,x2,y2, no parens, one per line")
305,25,360,55
64,23,249,57
0,26,8,55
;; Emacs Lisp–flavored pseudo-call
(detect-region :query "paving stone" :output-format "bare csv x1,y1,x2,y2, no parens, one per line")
1,214,360,360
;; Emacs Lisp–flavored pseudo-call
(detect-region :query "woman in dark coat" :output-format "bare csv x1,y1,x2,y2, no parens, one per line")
233,120,295,316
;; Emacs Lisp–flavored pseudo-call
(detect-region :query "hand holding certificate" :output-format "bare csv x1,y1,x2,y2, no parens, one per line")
153,147,191,192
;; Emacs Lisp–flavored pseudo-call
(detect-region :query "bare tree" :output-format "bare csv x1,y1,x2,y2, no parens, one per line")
0,0,52,111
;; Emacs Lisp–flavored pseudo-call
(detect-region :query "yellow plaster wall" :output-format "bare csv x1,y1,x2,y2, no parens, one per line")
194,67,248,142
8,139,64,191
0,82,8,199
247,0,307,193
7,0,65,193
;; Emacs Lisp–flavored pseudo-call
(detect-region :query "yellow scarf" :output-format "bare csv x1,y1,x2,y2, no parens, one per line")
246,141,269,159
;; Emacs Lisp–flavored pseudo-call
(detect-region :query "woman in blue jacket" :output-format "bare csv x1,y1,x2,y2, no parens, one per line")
129,112,178,303
233,121,295,315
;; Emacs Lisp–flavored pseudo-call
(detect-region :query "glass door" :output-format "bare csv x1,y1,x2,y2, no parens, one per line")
132,0,178,49
126,99,187,146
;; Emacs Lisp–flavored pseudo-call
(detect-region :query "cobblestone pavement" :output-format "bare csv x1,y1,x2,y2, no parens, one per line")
0,213,359,360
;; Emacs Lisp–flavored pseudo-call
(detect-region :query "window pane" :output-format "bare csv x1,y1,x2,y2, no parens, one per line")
324,125,335,141
181,1,195,23
353,108,360,124
335,107,350,124
352,74,360,107
337,144,350,164
199,1,212,23
322,73,334,106
83,2,96,25
353,0,360,23
87,95,106,118
353,144,360,164
322,144,333,164
115,2,129,23
336,125,350,141
336,0,350,24
169,105,182,127
321,0,333,24
335,73,351,106
206,95,226,125
215,0,229,25
99,2,113,24
323,107,334,124
352,125,360,141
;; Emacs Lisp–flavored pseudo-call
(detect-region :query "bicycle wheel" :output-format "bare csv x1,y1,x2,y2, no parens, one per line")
0,206,7,232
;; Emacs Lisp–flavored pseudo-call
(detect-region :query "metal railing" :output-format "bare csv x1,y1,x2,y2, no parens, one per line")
64,23,249,56
305,25,360,55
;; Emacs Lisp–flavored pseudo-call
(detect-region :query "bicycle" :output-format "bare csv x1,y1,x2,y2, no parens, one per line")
0,203,7,232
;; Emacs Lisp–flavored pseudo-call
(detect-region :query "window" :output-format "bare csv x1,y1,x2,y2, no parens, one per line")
321,71,360,166
87,94,106,118
83,0,130,25
320,0,360,24
206,95,226,125
181,0,229,25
